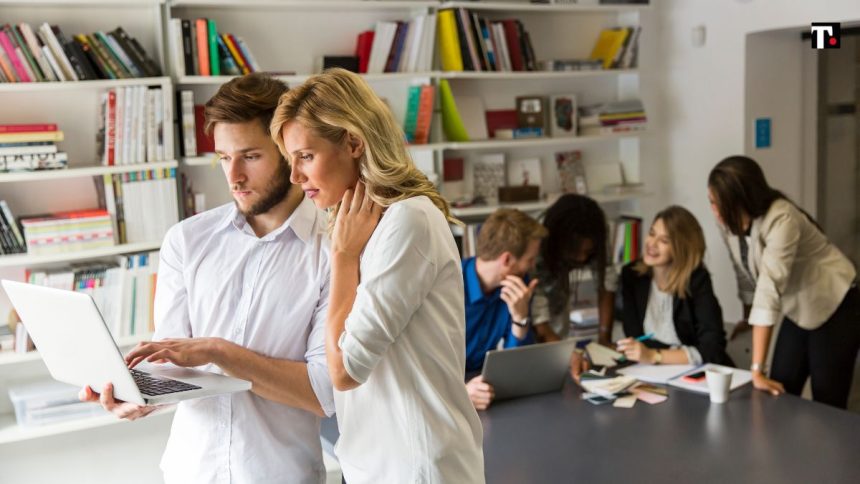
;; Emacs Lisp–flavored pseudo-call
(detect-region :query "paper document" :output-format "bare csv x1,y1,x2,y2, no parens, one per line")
585,342,623,367
667,364,752,394
613,395,637,408
617,364,696,384
580,374,637,397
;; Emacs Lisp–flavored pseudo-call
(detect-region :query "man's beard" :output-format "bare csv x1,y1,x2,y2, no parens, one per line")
234,160,291,216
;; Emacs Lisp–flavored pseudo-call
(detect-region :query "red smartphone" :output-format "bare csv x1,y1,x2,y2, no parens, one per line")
682,371,707,383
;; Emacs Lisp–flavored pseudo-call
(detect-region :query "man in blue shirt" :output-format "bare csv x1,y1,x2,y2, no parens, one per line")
463,208,547,410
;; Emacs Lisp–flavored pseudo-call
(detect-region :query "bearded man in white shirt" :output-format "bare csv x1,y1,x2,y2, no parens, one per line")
80,74,334,484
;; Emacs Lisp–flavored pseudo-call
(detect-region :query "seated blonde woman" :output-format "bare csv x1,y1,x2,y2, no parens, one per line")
616,205,734,366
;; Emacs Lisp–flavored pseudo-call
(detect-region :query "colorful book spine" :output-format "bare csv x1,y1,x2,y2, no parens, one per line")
0,29,32,82
207,19,219,76
437,9,463,72
195,19,210,76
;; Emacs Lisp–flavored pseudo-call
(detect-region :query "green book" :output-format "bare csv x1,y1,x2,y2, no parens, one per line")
439,79,469,142
208,19,219,76
403,85,421,143
623,221,632,263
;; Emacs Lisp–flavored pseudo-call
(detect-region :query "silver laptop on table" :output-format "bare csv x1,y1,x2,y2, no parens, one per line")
482,338,580,401
2,280,251,405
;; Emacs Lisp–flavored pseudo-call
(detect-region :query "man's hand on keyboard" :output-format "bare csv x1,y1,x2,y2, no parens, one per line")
125,338,222,369
79,383,158,421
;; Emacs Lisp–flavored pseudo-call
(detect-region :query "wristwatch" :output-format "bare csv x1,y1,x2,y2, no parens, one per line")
750,362,767,373
653,349,663,365
512,317,530,328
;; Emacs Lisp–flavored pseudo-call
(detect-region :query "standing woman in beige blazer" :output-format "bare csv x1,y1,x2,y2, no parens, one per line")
708,156,859,408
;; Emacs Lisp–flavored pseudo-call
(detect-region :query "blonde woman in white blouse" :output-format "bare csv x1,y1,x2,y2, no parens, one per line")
270,68,484,484
708,156,859,408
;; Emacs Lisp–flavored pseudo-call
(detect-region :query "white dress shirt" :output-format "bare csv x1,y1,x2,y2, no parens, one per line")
154,198,333,484
335,196,485,484
643,280,703,365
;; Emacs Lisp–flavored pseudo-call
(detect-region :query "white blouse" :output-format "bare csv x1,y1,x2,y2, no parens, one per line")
643,280,703,365
334,196,485,484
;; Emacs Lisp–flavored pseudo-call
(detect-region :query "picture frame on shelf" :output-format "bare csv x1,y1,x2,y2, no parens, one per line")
549,94,578,138
474,153,506,205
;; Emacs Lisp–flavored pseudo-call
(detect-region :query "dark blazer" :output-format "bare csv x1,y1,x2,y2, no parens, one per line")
621,262,735,366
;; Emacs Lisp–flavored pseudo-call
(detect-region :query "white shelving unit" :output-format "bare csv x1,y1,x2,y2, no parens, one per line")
0,4,179,481
0,406,175,445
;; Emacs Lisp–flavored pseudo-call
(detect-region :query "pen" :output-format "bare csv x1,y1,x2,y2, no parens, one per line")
635,332,655,342
616,333,655,363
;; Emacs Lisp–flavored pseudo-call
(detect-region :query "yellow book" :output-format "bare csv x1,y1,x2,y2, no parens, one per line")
437,10,463,72
0,130,64,143
222,34,250,75
590,29,628,69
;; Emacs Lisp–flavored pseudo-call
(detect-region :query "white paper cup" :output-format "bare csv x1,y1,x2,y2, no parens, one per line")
705,367,733,403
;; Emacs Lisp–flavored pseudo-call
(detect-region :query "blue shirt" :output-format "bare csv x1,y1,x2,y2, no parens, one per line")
462,257,535,373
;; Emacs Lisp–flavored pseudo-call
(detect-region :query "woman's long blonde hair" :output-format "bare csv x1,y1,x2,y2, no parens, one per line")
270,68,458,226
634,205,706,299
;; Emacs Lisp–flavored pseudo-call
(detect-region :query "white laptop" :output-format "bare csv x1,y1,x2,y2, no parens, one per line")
481,338,580,400
2,280,251,405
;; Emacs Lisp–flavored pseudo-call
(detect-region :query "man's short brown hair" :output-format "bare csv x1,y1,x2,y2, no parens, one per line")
204,73,288,136
476,209,548,260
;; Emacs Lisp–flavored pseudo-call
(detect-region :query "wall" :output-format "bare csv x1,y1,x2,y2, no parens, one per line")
647,0,860,320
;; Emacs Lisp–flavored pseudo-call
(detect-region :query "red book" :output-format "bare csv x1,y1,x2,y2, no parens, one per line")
485,109,518,138
500,20,525,71
227,33,252,75
0,123,58,133
355,31,374,74
106,90,116,166
194,105,215,153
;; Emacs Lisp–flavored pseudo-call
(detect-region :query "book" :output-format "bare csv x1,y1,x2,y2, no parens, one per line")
207,19,219,76
195,18,209,76
590,28,629,69
0,131,64,143
413,85,435,145
355,30,375,74
474,153,506,204
178,90,197,157
194,105,215,153
549,94,578,138
437,9,463,71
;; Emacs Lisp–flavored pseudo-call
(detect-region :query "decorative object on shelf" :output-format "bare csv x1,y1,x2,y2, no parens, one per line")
556,150,587,195
516,95,547,136
583,160,624,194
473,153,505,204
498,185,540,203
443,157,464,182
439,78,469,141
0,23,160,83
0,123,67,172
549,93,578,138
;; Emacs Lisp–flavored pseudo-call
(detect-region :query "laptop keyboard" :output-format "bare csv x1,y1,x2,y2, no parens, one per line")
130,369,202,396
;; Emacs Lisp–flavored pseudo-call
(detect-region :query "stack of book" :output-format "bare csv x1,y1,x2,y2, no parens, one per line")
611,215,643,266
403,84,435,144
0,23,160,83
0,200,25,255
589,26,642,70
578,99,647,136
437,8,537,72
9,380,108,427
167,18,261,77
101,168,180,245
25,251,159,338
98,86,169,165
0,123,67,172
19,209,114,256
356,13,437,74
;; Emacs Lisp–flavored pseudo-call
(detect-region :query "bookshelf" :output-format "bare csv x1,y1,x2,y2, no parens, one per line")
0,160,177,183
0,331,156,367
439,1,650,13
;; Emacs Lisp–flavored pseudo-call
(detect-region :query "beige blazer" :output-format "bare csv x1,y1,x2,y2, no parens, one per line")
721,199,856,330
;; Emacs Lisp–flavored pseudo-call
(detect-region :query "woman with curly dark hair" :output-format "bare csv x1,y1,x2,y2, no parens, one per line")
530,194,616,349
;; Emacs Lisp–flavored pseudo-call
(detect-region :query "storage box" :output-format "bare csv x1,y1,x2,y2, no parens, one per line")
498,186,540,202
8,380,107,427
